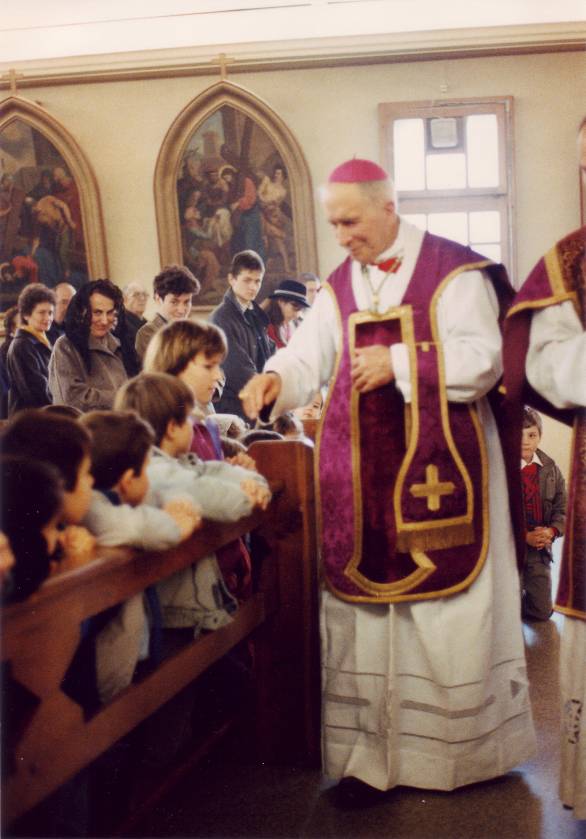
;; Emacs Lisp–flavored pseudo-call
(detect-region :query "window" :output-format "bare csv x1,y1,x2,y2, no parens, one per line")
379,97,515,279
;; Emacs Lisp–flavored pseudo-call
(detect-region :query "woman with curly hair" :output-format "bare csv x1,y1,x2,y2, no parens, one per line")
48,279,129,412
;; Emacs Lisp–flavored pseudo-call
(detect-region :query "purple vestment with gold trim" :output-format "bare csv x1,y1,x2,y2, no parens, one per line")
317,232,516,604
504,226,586,621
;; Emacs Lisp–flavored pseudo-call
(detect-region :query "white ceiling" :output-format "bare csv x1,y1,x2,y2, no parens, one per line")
1,0,585,65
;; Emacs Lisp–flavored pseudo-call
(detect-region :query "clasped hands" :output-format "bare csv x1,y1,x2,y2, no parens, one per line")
526,527,555,550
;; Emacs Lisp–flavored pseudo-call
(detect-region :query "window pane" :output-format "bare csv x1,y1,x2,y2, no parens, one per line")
466,114,499,187
469,211,500,243
426,153,466,190
429,117,459,149
393,119,425,191
402,213,427,231
471,243,502,262
428,212,468,245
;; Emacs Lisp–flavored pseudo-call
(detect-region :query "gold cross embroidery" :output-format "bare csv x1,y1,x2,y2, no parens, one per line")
410,464,455,512
2,69,24,96
211,53,235,81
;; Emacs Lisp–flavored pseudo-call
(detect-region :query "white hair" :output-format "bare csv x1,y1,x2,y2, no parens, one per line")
319,176,397,206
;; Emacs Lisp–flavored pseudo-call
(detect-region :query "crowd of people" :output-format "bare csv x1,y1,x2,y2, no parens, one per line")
0,253,320,716
0,120,584,828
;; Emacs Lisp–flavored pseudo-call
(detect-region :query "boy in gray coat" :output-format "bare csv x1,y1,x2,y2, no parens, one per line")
80,410,200,703
114,372,270,634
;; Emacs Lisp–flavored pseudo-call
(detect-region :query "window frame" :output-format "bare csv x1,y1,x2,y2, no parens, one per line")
378,96,515,282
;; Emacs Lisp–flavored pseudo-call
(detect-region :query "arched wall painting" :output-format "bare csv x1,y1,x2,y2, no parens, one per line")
0,97,107,313
156,82,318,309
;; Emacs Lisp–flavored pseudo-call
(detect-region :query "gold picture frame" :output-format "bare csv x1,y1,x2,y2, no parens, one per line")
154,80,318,310
0,96,108,324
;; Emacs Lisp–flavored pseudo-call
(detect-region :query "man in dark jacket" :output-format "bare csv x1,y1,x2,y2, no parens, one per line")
209,250,274,421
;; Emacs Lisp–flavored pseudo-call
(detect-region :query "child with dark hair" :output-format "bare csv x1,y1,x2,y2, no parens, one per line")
273,411,304,439
6,283,55,414
80,410,198,548
48,279,128,412
41,403,83,419
114,372,271,632
135,264,200,361
78,410,200,704
241,429,284,446
520,406,567,621
0,456,64,602
209,249,274,420
1,408,96,565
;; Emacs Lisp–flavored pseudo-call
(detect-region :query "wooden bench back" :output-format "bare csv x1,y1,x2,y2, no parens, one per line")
1,440,320,827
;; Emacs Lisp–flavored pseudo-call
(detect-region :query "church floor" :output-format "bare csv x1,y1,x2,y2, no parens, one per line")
129,606,585,839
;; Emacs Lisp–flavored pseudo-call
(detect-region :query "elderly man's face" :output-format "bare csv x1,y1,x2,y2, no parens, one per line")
124,286,148,317
323,183,397,266
54,284,75,323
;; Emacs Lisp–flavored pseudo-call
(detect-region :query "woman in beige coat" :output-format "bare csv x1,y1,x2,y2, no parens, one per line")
49,279,128,412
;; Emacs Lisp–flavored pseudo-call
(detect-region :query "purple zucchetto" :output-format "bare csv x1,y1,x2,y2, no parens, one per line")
328,158,389,183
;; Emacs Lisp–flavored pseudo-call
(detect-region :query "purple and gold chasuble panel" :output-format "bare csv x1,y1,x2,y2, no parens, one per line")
505,227,586,620
316,234,496,604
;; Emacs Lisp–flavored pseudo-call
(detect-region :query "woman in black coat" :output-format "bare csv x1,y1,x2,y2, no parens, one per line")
6,283,55,415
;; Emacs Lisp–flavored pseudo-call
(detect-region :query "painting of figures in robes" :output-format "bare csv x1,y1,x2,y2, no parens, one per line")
176,105,297,307
0,119,89,311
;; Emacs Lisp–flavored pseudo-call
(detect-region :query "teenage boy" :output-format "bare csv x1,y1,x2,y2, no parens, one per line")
209,250,274,421
520,407,567,621
135,265,200,361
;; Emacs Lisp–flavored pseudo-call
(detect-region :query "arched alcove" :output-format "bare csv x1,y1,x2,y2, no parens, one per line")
154,80,318,308
0,96,108,300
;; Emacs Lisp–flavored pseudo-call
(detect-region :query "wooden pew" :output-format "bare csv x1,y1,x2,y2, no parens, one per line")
1,440,320,829
302,417,319,441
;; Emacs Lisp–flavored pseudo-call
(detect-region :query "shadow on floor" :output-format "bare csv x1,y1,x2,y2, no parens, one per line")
130,605,584,839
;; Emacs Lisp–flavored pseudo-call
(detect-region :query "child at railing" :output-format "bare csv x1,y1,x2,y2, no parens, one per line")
78,410,201,705
0,456,64,602
144,318,254,469
1,409,96,568
143,318,256,597
113,372,271,633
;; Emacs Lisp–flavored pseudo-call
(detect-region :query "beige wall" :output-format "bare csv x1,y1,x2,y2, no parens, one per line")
21,47,583,470
23,49,584,290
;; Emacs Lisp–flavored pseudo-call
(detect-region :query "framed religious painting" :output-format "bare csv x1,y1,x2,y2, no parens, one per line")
155,81,318,310
0,96,107,320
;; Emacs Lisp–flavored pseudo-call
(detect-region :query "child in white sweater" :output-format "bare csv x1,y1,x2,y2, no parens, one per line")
114,372,271,634
79,409,200,704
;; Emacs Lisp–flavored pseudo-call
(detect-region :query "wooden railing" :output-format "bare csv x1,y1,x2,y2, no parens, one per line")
1,440,320,829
